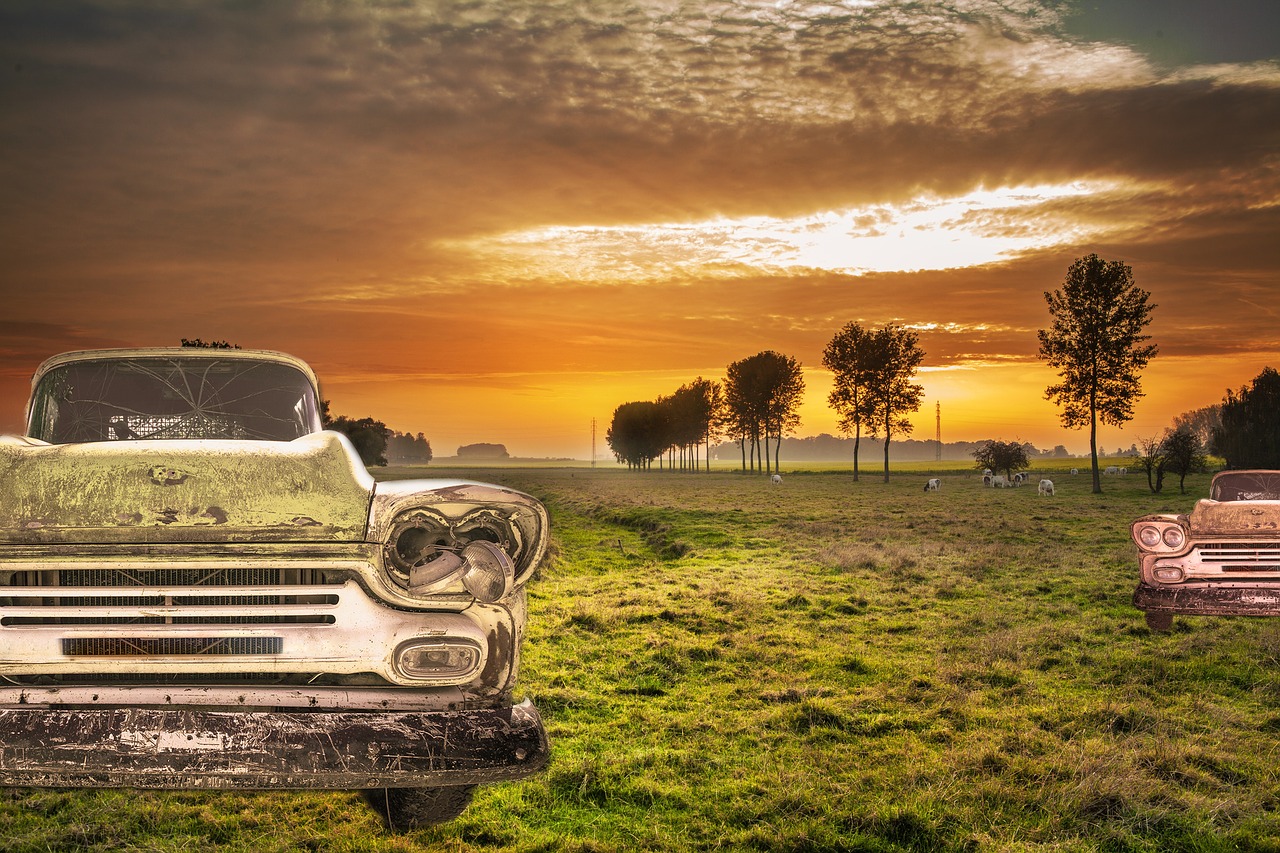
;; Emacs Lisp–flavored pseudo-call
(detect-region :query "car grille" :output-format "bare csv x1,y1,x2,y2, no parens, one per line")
1194,542,1280,573
62,637,284,656
0,566,343,628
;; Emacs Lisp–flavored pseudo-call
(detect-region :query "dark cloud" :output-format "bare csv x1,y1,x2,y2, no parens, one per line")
0,0,1276,453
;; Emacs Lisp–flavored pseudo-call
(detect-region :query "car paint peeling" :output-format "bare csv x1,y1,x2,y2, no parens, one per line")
0,348,550,826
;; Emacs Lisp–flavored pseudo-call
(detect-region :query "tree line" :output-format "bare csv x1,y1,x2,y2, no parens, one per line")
606,326,926,481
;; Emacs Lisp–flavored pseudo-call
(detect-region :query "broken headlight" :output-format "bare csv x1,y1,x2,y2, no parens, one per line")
383,507,522,602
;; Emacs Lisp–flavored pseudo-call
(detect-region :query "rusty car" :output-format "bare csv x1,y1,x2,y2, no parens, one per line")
0,347,550,829
1132,469,1280,631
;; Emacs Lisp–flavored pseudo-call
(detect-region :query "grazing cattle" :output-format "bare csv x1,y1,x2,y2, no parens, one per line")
924,478,941,492
1013,472,1030,485
1070,468,1078,475
1038,479,1055,496
983,469,992,477
770,474,782,485
991,475,1011,488
982,474,993,486
1104,466,1120,476
1119,467,1128,476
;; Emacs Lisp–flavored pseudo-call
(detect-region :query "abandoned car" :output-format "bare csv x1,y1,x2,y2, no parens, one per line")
0,347,550,828
1132,470,1280,631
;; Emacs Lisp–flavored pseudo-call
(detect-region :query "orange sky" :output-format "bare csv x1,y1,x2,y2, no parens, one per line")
2,1,1278,459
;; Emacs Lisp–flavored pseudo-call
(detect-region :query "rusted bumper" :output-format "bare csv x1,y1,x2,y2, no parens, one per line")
1133,583,1280,617
0,699,548,789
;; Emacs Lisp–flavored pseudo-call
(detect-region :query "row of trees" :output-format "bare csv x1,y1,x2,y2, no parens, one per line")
606,353,811,473
606,331,930,478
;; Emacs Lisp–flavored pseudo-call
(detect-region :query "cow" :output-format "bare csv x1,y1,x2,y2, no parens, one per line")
1013,472,1030,485
1070,468,1079,475
1038,479,1055,496
770,474,782,485
991,475,1011,488
924,478,941,492
1104,466,1120,476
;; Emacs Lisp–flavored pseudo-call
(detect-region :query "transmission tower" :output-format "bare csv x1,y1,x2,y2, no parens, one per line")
935,402,942,461
591,418,596,468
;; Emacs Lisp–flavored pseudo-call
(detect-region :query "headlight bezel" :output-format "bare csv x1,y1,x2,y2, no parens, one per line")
1132,517,1190,554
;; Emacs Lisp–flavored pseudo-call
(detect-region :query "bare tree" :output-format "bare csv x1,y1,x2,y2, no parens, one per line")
1161,428,1207,494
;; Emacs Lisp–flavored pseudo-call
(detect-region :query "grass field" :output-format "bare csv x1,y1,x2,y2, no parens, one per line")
6,465,1280,852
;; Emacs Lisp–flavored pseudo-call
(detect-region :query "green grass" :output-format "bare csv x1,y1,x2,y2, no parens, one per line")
6,467,1280,851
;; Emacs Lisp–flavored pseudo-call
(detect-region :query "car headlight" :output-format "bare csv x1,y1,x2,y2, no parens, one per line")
1132,519,1188,553
383,508,521,602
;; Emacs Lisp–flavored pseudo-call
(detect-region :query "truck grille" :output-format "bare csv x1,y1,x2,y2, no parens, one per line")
0,566,344,627
62,637,284,656
1194,542,1280,572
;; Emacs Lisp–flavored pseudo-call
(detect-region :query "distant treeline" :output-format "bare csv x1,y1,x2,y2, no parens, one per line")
711,434,1080,463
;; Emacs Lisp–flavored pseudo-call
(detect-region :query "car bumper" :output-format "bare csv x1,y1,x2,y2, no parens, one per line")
1133,583,1280,617
0,699,548,789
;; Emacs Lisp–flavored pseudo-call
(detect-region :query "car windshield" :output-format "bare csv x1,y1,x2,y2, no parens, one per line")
28,356,322,443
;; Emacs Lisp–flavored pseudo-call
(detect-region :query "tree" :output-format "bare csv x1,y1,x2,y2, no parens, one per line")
326,415,390,466
606,401,668,470
823,322,876,481
1161,429,1207,494
1171,405,1222,448
1037,254,1157,494
1134,435,1167,494
1212,367,1280,469
386,431,433,465
972,439,1029,480
863,325,925,483
723,351,805,474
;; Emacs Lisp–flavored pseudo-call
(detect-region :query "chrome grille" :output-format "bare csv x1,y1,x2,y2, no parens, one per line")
1195,542,1280,571
1,566,344,627
62,637,283,656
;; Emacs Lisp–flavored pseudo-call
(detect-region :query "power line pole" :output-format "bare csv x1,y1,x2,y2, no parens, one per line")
591,418,596,468
935,401,942,461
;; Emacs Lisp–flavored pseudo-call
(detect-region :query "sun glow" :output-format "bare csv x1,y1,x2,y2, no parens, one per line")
452,182,1120,282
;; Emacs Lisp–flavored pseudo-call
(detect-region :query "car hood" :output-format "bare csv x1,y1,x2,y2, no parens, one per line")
0,431,374,545
1190,498,1280,536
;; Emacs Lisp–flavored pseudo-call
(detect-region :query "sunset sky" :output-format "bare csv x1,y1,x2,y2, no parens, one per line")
2,1,1278,460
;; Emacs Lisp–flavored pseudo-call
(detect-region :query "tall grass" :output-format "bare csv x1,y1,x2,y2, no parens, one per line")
5,468,1279,852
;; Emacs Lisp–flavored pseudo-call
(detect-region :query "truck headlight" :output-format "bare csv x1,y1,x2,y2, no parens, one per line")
383,509,519,601
459,540,515,603
1132,519,1188,553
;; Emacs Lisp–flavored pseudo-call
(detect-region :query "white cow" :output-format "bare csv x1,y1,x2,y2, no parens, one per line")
982,474,993,486
770,474,782,485
1038,479,1055,496
1104,466,1120,476
1070,468,1079,475
1013,472,1030,485
924,478,941,492
991,475,1011,488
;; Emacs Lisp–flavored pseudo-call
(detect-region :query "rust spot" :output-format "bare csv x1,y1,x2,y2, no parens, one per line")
199,506,228,525
115,512,143,525
156,509,180,525
149,466,189,486
22,519,45,529
289,516,322,527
